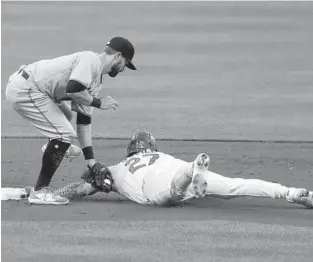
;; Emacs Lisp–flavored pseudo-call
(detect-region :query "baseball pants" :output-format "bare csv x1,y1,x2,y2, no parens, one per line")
5,67,76,143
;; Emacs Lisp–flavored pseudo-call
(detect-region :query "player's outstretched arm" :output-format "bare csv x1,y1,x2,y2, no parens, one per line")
54,181,99,200
54,164,117,200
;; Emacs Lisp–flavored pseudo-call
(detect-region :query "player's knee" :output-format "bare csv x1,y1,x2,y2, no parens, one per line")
48,125,76,144
49,138,71,150
51,132,75,144
61,135,73,144
44,139,71,166
65,128,77,142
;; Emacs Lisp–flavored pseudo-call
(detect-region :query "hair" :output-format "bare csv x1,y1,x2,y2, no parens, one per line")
103,46,118,55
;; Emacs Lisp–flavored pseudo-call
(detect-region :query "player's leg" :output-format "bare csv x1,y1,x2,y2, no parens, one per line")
142,154,210,205
19,100,74,204
41,141,82,159
57,101,73,122
142,170,173,205
171,152,313,209
203,171,313,208
203,172,287,199
41,101,82,158
6,77,75,205
170,153,210,202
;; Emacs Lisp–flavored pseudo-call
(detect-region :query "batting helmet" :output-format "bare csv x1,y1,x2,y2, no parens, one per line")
126,131,157,157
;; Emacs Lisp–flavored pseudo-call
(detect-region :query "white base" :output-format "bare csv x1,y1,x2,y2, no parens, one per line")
1,188,28,200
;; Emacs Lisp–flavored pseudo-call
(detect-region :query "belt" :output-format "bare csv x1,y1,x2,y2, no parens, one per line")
19,69,30,80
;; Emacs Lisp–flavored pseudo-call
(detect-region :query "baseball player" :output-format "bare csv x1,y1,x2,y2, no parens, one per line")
5,36,136,205
55,131,313,209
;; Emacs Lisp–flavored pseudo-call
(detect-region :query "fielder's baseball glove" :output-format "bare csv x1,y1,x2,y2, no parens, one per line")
81,162,113,193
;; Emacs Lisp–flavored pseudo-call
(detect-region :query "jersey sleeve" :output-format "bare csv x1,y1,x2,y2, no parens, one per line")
69,52,95,88
70,52,101,117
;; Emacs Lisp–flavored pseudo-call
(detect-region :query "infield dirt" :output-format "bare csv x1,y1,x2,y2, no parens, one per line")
1,1,313,262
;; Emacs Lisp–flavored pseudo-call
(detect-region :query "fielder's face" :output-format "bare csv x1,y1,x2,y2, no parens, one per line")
108,52,127,78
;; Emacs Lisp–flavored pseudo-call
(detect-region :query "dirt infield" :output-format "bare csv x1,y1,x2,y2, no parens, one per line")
1,1,313,261
2,139,313,262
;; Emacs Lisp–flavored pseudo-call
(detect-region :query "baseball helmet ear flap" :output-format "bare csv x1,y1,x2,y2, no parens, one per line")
148,134,157,152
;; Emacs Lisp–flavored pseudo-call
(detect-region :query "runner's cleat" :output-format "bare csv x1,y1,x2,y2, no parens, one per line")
192,153,210,198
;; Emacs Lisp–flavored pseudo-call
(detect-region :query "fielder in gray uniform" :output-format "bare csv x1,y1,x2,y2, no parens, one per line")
5,36,137,205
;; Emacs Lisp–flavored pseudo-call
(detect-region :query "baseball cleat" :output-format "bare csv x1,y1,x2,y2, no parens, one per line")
41,142,82,159
286,188,313,209
192,153,210,198
28,187,69,205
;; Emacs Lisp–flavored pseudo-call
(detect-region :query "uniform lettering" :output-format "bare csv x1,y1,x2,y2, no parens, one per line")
125,153,160,174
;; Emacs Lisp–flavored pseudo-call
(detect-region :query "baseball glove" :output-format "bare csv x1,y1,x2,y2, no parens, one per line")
81,162,113,193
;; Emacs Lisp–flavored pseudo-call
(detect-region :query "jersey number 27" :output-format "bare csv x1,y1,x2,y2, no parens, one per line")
125,153,160,174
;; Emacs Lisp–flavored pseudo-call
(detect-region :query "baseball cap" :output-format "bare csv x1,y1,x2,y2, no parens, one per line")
106,37,136,70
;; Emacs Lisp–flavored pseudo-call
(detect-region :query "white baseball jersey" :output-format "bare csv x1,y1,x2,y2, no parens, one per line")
6,51,103,142
107,151,296,207
109,152,188,205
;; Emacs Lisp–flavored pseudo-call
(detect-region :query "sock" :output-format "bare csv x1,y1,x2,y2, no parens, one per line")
34,139,70,191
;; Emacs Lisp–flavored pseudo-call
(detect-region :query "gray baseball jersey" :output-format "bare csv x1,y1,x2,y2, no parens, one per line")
6,51,103,142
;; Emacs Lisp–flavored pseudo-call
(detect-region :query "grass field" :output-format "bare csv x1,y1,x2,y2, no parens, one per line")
1,1,313,262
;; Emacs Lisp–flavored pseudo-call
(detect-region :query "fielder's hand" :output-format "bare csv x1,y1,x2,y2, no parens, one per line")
100,96,118,111
83,162,113,193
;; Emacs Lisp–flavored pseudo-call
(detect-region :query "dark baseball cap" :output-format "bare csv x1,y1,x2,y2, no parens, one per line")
106,37,136,70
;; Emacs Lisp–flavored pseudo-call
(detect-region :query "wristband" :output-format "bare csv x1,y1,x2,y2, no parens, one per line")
82,146,94,160
90,97,101,108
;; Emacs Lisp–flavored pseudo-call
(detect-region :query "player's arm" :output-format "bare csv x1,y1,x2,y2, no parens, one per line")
76,112,113,193
55,181,99,200
65,80,118,110
55,164,118,200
